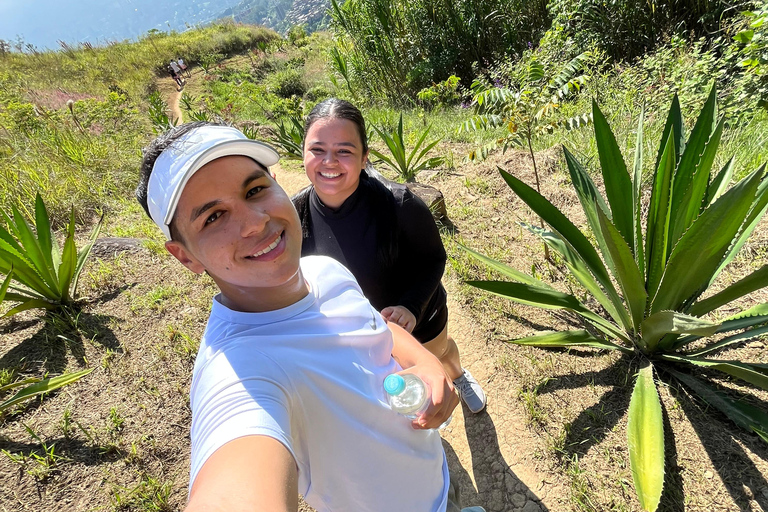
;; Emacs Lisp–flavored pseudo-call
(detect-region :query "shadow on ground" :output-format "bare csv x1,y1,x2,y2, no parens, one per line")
445,406,549,512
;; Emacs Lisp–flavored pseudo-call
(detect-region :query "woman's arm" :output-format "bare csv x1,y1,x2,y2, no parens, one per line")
393,189,447,323
388,321,458,429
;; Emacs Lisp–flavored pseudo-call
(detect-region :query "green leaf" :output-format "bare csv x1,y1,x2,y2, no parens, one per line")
0,369,93,412
497,168,617,300
58,209,78,301
458,243,553,289
687,324,768,356
667,86,718,255
667,369,768,444
563,146,616,270
593,101,634,250
522,222,628,328
627,363,665,512
467,279,629,343
0,238,57,298
71,214,103,296
735,30,755,43
2,298,56,318
669,116,725,246
652,168,764,313
10,204,58,291
508,329,630,353
689,265,768,316
646,131,675,298
597,208,647,333
654,95,684,173
705,157,734,206
710,166,768,284
34,194,55,274
0,269,12,304
662,355,768,391
633,106,646,276
641,311,719,352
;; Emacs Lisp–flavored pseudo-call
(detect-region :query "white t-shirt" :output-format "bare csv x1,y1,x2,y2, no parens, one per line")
189,256,449,512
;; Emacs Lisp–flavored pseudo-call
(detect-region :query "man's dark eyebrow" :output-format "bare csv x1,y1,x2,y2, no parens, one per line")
190,200,221,223
241,168,268,188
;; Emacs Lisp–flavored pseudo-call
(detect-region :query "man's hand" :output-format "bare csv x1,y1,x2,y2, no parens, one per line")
381,305,417,333
387,321,458,429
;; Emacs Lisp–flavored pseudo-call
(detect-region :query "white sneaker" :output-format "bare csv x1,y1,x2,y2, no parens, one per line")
453,368,486,413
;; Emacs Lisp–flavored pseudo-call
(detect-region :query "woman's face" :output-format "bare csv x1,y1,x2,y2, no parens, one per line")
303,117,368,209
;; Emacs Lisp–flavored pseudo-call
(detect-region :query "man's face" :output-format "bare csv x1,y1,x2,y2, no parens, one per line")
165,155,303,310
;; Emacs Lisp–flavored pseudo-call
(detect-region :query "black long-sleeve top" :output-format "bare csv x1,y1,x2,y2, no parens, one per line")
293,174,447,328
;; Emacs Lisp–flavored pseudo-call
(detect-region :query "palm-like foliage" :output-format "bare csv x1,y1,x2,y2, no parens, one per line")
0,194,102,318
462,87,768,511
267,116,304,159
370,114,444,182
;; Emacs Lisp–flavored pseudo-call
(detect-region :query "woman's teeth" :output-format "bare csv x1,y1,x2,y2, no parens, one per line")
319,172,341,178
251,233,281,257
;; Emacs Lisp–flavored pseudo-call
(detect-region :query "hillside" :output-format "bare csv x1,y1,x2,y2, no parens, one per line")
218,0,331,33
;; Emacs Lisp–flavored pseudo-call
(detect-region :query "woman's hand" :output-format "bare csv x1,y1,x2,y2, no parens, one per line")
381,305,417,333
399,362,458,430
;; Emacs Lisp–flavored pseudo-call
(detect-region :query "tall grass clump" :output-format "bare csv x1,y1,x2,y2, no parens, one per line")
463,86,768,511
330,0,550,102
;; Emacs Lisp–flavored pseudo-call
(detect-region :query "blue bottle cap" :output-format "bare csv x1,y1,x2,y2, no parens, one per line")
383,374,406,395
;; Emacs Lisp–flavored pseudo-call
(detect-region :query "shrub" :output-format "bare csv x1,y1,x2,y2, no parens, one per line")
268,68,307,98
463,87,768,511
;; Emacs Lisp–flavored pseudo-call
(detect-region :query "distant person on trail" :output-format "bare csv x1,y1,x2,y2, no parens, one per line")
292,98,487,415
169,60,185,87
135,121,485,512
168,64,184,88
177,57,190,78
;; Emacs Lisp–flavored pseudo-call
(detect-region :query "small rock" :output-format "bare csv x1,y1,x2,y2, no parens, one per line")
704,470,714,479
489,490,504,510
505,475,517,493
406,182,449,223
522,501,542,512
511,492,527,508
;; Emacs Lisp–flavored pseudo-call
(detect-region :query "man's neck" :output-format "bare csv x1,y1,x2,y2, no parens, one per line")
217,270,310,313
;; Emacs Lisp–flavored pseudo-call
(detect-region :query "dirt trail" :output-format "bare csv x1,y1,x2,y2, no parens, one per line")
158,76,184,124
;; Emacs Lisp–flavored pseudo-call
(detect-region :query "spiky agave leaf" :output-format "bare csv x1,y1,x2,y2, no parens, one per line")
627,363,665,512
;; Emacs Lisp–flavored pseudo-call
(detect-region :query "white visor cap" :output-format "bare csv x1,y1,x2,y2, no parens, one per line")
147,125,280,239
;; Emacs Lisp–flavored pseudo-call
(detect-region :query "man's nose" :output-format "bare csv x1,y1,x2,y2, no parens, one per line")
239,205,269,238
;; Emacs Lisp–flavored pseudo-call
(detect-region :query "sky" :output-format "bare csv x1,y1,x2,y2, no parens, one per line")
0,0,240,50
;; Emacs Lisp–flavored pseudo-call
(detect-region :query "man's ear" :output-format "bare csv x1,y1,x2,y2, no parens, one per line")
165,240,205,274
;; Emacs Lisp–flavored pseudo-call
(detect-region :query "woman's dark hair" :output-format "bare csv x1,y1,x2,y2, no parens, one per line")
302,98,368,154
136,120,224,241
296,98,398,267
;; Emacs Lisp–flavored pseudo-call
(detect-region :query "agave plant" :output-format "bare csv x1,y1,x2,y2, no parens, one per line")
370,114,444,182
462,86,768,511
265,116,304,159
0,194,102,318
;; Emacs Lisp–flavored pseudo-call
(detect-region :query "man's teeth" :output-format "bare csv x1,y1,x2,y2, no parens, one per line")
251,234,281,257
320,172,341,178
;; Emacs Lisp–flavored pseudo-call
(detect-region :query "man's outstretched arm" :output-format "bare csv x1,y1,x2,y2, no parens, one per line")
186,435,298,512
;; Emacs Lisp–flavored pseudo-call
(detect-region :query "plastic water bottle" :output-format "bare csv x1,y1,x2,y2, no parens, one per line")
383,373,452,429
